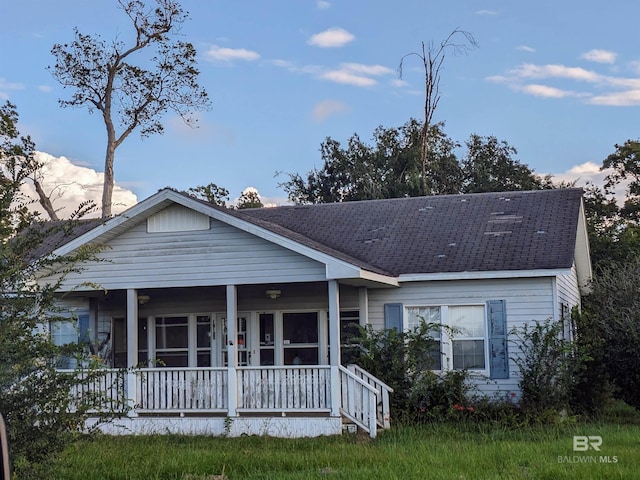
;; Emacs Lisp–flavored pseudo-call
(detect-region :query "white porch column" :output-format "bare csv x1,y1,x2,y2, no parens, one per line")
226,284,238,417
358,287,369,326
126,289,139,415
328,280,341,416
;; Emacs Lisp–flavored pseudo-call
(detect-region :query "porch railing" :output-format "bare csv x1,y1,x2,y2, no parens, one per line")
237,366,331,412
62,368,127,412
135,367,228,413
338,365,378,437
347,364,393,430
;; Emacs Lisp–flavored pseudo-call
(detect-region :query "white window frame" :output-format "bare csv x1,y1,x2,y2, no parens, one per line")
405,304,490,374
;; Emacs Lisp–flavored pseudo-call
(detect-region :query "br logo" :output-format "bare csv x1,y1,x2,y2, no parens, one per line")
573,436,602,451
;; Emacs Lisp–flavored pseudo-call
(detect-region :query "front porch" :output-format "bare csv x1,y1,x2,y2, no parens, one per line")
77,364,390,437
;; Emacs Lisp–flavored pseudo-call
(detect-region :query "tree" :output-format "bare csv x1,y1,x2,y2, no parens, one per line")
398,30,477,195
581,257,640,409
280,119,460,204
0,102,62,221
186,183,230,208
1,104,124,476
236,188,264,209
50,0,211,218
603,139,640,224
461,134,549,193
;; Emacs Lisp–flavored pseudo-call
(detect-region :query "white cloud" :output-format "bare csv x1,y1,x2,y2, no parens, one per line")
20,152,137,219
588,90,640,106
316,0,331,9
520,84,577,98
312,99,348,121
516,45,536,53
321,63,393,87
549,162,629,201
38,85,52,93
308,27,355,48
0,77,24,99
581,49,617,64
205,45,260,62
488,61,640,106
476,9,498,15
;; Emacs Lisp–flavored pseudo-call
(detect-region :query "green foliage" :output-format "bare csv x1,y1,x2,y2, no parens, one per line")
1,103,127,477
186,183,230,207
348,321,473,423
581,257,640,410
280,119,548,204
46,424,640,479
49,0,211,217
510,318,586,417
236,189,264,209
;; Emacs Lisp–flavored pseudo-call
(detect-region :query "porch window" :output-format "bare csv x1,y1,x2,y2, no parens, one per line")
155,316,189,367
196,315,213,367
283,312,318,365
112,317,148,368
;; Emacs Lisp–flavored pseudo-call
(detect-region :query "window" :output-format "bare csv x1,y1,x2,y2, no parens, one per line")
282,312,318,365
155,316,189,367
406,305,487,371
449,306,486,370
406,307,442,370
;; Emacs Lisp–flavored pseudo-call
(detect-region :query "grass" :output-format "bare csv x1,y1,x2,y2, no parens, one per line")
41,420,640,480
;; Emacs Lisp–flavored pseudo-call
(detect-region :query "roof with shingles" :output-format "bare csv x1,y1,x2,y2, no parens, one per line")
37,188,585,278
238,188,584,276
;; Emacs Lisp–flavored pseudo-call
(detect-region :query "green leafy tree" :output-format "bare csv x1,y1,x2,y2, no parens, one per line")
461,134,548,193
49,0,211,218
581,257,640,410
1,104,125,477
280,120,460,203
186,183,230,208
603,139,640,223
236,189,264,209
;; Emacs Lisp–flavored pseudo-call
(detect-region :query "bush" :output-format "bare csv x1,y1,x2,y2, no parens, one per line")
510,318,586,417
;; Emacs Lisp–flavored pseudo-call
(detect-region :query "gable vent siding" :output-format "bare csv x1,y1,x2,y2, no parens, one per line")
147,205,210,233
487,299,509,379
384,303,403,331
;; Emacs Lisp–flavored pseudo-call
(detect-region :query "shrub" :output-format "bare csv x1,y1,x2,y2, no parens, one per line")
510,318,586,417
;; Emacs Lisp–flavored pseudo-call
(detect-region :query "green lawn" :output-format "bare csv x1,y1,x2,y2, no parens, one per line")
43,422,639,480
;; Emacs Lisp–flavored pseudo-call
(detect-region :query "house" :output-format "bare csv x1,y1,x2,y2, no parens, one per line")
40,187,591,438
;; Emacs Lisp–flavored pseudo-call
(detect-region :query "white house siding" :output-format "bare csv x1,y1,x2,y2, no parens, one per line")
556,264,581,314
55,217,328,292
366,277,557,398
555,264,581,341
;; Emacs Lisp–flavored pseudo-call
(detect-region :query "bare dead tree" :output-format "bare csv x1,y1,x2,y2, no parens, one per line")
399,29,477,195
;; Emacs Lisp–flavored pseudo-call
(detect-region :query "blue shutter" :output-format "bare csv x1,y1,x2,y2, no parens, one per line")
384,303,403,331
78,314,90,344
487,300,509,379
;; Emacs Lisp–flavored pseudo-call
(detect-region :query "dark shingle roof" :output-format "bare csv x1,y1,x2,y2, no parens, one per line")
238,189,584,276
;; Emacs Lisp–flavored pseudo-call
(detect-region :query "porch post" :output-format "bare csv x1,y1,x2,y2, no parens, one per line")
358,287,369,326
226,284,238,417
126,289,138,415
328,280,341,416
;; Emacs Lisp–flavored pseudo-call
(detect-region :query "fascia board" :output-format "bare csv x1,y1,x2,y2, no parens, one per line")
398,268,572,283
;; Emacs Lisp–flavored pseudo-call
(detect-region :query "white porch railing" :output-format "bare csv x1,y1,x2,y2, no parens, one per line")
135,367,228,413
68,365,392,437
347,364,393,430
63,368,127,412
237,366,331,412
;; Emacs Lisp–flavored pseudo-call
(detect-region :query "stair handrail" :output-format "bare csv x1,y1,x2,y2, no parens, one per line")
338,365,378,437
347,364,393,429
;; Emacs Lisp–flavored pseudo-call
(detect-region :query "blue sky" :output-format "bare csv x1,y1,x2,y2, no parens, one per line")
1,0,639,211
